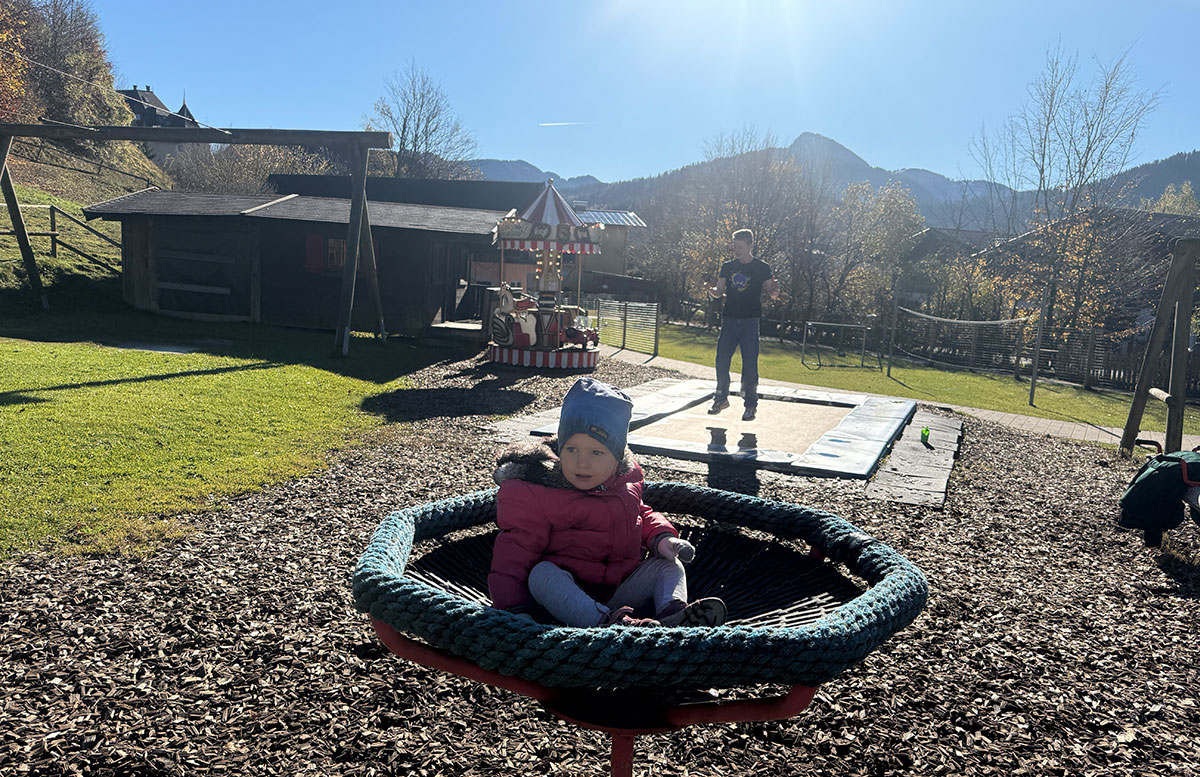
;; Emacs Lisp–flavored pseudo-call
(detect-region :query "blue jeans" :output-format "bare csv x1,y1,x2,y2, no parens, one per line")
714,316,760,407
527,558,687,627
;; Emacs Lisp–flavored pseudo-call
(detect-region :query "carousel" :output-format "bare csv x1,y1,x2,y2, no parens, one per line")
487,180,602,369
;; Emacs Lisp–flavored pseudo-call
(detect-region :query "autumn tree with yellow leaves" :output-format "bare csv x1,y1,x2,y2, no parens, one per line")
0,5,29,121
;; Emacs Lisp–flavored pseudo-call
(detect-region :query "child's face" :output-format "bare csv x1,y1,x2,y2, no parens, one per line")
560,432,619,490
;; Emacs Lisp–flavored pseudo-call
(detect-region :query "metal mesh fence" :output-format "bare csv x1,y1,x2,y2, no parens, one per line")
594,299,659,355
892,307,1031,374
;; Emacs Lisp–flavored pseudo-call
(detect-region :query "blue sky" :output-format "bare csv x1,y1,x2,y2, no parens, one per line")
93,0,1198,183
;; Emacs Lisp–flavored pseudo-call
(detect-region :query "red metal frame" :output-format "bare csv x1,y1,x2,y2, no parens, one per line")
371,619,817,777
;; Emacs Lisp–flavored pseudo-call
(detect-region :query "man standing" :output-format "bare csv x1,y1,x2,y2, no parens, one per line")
707,229,778,421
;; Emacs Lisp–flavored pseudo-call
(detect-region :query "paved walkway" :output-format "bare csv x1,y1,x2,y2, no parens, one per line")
598,345,1200,452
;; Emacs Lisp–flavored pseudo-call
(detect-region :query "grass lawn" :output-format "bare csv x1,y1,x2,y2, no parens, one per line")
0,291,464,557
658,323,1194,435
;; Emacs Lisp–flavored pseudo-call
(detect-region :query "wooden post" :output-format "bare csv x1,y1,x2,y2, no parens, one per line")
359,200,386,338
49,205,57,257
0,135,49,309
1165,248,1194,453
333,144,369,356
1120,240,1197,455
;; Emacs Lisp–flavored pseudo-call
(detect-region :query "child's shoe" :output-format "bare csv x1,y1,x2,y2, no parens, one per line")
656,598,728,627
601,606,660,628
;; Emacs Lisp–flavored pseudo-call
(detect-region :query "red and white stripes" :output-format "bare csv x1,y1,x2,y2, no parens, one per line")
486,345,599,369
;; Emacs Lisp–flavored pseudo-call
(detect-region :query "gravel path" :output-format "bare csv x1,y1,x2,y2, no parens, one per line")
2,347,1198,776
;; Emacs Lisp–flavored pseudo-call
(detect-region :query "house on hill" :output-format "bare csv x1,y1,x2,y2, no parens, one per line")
116,85,199,162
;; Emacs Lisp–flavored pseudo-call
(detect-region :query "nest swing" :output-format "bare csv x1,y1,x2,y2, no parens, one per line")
353,482,928,776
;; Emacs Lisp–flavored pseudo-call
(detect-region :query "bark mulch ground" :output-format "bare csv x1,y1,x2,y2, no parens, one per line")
2,347,1198,776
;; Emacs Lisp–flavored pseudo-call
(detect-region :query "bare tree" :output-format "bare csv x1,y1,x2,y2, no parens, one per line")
164,144,332,194
970,44,1160,329
369,62,477,180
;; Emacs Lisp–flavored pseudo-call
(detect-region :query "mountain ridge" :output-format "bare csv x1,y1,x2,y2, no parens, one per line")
470,133,1200,228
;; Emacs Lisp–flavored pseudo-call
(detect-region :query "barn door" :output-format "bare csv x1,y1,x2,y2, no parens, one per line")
151,220,252,318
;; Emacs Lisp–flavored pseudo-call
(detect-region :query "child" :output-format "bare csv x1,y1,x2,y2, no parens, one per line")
488,377,728,628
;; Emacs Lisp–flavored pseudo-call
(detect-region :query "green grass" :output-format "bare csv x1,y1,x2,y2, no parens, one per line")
0,290,470,557
658,323,1195,435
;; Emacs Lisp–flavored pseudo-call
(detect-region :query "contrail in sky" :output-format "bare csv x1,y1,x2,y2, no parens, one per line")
538,122,588,126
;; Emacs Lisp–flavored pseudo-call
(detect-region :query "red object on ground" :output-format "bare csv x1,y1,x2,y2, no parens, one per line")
371,619,818,777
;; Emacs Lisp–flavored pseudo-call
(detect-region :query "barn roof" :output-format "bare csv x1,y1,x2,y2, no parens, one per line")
84,189,507,236
574,208,647,228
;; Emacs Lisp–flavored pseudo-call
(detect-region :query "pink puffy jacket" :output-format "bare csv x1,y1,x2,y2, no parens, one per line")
487,440,678,611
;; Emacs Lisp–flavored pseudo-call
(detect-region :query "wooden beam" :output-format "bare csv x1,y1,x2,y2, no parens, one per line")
156,281,232,295
359,201,387,338
0,135,48,309
1120,243,1195,454
333,146,369,356
0,123,391,148
1165,241,1197,453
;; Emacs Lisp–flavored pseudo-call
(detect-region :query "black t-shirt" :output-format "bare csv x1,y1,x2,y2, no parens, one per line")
719,258,773,318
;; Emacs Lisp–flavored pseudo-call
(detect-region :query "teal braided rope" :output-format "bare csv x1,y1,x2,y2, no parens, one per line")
353,482,928,689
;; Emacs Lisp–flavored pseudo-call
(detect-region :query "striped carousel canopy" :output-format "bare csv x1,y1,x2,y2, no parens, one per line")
496,179,603,253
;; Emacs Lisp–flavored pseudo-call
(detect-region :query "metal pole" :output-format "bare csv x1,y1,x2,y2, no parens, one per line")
1083,326,1098,390
886,296,898,377
1029,289,1047,406
653,304,660,357
621,302,628,350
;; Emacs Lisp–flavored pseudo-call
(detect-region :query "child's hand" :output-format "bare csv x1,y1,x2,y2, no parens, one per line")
656,536,696,564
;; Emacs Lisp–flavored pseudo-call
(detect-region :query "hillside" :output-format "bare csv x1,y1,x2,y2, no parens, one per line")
0,141,168,301
476,132,1200,230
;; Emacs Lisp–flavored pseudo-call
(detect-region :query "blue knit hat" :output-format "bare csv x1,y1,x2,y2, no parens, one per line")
557,377,633,460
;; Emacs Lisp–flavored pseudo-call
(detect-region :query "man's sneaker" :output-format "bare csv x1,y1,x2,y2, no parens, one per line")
742,407,757,421
656,598,728,628
707,399,730,415
601,605,660,628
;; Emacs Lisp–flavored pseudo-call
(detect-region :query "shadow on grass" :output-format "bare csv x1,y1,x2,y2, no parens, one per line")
362,386,537,423
3,362,280,402
0,281,480,384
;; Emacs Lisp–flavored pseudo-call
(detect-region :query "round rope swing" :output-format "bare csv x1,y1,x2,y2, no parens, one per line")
354,482,928,776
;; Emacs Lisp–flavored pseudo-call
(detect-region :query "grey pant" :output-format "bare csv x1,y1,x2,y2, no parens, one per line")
528,557,688,627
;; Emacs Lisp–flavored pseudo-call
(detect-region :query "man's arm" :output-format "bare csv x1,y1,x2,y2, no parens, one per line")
765,276,779,299
708,277,727,299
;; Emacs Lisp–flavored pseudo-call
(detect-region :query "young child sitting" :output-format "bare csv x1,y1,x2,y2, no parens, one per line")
488,377,728,628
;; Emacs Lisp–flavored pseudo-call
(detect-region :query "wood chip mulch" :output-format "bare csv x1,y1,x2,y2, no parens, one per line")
2,349,1198,776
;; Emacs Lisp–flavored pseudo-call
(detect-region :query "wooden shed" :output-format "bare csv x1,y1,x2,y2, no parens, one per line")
83,189,506,335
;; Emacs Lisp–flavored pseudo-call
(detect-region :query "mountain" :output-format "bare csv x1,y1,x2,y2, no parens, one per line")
468,158,601,190
474,134,1200,230
1110,151,1200,204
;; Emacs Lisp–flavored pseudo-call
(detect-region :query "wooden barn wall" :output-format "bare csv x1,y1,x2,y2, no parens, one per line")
117,214,487,335
257,221,465,336
150,216,256,319
377,229,435,335
120,219,151,309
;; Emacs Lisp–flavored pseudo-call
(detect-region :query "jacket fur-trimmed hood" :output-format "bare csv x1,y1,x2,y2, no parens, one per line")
493,435,636,490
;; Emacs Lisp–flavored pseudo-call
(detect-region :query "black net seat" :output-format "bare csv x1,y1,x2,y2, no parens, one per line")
408,522,865,629
354,482,928,691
